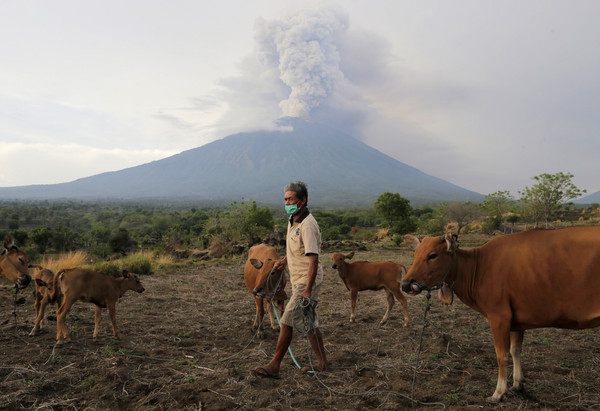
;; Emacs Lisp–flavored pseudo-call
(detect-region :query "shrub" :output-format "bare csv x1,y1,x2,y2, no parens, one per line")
93,261,121,277
121,255,153,275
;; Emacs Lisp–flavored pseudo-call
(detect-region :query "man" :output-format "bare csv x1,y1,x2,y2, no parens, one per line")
252,181,329,379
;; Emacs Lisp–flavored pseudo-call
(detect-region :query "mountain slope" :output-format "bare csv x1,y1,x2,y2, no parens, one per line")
0,118,483,205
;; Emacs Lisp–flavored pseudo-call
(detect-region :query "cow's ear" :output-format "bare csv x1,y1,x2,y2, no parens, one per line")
438,284,454,305
3,234,14,250
250,258,263,269
404,235,420,251
444,232,458,253
35,278,48,288
122,270,130,278
345,251,355,260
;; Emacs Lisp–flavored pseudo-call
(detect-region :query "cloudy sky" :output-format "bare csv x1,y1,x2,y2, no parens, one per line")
1,0,598,197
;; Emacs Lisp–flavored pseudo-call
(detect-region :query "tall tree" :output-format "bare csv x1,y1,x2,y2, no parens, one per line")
374,192,416,235
518,172,586,228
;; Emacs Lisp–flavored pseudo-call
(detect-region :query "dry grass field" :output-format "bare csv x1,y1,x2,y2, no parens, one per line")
1,235,599,410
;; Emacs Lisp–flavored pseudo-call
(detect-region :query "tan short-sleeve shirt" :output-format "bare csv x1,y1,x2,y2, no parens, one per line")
286,210,324,285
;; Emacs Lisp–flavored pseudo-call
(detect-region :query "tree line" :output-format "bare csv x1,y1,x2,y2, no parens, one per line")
0,172,594,261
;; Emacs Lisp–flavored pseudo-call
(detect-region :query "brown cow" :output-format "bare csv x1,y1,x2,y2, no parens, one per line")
331,252,409,326
0,235,31,289
402,228,600,402
29,265,63,336
244,244,287,339
55,268,145,344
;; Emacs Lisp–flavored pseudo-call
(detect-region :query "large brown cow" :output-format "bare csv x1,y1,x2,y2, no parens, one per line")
0,235,31,289
28,265,62,336
402,228,600,402
56,268,145,344
244,244,287,339
331,252,409,326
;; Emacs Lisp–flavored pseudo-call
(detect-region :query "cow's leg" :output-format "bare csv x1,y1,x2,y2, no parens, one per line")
30,297,49,336
56,298,75,344
380,290,395,325
93,305,103,341
510,330,525,391
389,285,410,327
253,296,266,339
350,289,358,323
488,317,511,402
107,302,119,339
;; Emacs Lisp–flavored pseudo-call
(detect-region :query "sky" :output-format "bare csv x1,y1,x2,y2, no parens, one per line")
1,0,599,197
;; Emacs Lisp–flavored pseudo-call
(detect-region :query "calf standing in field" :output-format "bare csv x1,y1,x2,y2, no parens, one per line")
331,252,409,326
29,265,62,336
55,268,145,344
244,244,287,339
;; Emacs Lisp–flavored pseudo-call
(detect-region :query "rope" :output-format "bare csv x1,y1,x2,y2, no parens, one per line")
295,287,445,409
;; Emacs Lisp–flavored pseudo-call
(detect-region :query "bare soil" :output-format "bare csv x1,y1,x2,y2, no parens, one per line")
1,241,599,410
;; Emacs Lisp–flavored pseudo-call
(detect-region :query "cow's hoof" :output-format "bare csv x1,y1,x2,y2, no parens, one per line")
486,394,502,403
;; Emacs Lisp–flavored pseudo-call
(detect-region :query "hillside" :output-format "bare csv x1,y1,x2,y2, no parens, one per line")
0,118,483,206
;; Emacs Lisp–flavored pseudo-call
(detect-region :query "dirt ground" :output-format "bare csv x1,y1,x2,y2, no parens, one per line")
1,241,600,410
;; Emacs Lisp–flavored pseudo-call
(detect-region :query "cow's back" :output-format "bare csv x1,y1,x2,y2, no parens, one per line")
59,268,113,297
344,260,403,290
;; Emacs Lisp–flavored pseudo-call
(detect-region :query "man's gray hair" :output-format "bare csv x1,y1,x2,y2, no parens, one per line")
284,181,308,204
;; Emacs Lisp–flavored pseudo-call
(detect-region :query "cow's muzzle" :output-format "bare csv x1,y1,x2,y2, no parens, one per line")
331,264,337,269
17,275,31,289
253,287,266,298
401,279,423,295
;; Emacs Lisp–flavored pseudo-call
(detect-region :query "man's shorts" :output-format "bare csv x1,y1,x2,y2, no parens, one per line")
280,282,321,329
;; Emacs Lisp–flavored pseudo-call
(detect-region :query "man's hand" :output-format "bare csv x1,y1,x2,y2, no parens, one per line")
274,257,287,270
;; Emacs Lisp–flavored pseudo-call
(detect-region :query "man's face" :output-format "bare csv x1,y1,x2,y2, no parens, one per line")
285,191,302,207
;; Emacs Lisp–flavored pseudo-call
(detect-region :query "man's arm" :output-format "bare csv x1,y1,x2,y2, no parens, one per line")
301,253,319,299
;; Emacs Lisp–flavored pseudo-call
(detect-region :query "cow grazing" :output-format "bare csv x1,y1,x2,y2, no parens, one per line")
244,244,287,339
29,265,63,336
55,268,145,344
331,252,409,326
0,235,31,289
402,228,600,402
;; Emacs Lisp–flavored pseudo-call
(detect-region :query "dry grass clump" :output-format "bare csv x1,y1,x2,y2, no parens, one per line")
37,250,91,273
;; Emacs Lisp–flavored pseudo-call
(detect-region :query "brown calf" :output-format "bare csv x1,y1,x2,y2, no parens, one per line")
56,268,145,344
0,235,31,289
331,252,409,326
29,265,62,336
244,244,287,338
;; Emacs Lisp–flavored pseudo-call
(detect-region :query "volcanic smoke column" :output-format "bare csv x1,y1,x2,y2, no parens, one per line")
255,8,349,119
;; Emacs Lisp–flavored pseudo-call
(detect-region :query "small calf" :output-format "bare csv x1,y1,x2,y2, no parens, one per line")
29,265,62,336
244,244,287,338
56,268,145,344
331,252,409,326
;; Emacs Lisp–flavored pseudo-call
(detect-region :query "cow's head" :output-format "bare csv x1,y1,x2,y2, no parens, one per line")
1,235,31,289
401,233,458,305
33,267,61,300
250,258,285,298
122,270,145,293
331,251,354,270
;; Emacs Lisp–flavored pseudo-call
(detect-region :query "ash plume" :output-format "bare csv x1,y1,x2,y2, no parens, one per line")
255,8,349,119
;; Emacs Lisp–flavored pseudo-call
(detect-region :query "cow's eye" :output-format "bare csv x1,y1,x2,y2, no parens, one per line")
427,253,437,261
19,258,25,265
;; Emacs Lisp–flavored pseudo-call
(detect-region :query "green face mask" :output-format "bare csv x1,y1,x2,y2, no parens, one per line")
285,203,299,216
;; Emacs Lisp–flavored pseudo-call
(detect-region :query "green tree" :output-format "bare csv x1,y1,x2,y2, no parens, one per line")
483,191,515,232
374,192,416,235
31,225,54,253
519,172,586,228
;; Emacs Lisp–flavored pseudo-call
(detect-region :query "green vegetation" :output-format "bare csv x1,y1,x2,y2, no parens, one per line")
0,172,596,269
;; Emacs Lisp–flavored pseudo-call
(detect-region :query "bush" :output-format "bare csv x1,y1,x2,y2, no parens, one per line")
121,255,153,275
93,260,121,277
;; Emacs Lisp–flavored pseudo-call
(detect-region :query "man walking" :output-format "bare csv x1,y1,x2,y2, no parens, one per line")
253,181,329,378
